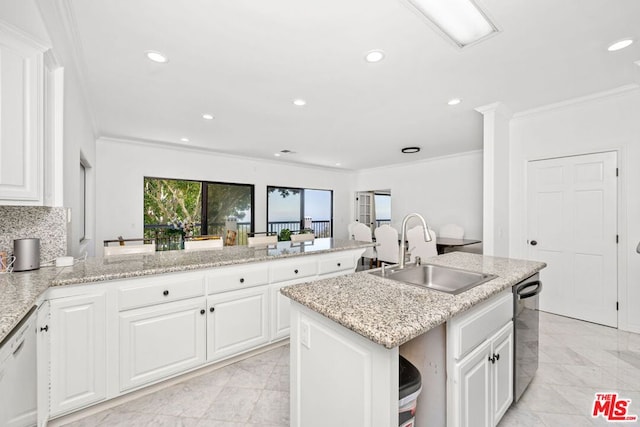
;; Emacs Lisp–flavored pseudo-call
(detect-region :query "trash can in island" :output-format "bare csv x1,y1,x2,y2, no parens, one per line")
399,355,422,427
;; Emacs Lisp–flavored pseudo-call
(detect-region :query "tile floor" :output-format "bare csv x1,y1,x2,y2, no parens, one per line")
62,311,640,427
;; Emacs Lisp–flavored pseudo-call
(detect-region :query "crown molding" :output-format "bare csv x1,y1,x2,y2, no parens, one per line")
513,84,640,119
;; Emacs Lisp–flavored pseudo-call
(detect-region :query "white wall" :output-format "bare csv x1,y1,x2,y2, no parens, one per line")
95,138,356,255
355,151,483,239
508,85,640,333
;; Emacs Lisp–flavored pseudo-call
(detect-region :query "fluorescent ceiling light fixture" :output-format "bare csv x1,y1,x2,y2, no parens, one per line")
607,38,633,52
406,0,498,47
202,113,214,120
145,50,168,63
180,137,190,142
293,99,307,106
448,98,462,105
365,50,385,63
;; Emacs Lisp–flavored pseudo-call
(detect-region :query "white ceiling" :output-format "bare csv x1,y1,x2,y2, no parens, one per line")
45,0,640,170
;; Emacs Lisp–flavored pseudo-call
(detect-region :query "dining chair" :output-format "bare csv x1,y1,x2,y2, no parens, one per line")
247,234,278,247
184,236,224,251
352,223,376,267
439,224,465,239
290,233,315,243
374,224,399,265
103,238,156,256
406,226,437,263
347,221,358,240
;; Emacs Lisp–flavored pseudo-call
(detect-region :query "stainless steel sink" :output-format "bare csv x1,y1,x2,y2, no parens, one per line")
369,263,497,295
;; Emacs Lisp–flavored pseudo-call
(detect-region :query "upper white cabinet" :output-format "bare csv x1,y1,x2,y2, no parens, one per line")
0,22,61,206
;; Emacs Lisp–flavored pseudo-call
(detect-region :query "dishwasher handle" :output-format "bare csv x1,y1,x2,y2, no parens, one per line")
517,281,542,299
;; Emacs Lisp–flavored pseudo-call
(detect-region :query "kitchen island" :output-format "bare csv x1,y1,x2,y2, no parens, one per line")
281,252,546,427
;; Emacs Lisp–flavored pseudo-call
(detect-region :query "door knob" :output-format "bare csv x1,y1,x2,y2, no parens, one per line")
530,240,537,246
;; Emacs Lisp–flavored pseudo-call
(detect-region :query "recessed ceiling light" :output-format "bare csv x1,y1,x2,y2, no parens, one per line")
448,98,462,105
365,50,385,63
274,153,281,157
202,114,214,120
145,50,168,63
401,146,421,154
180,137,190,142
293,99,307,106
335,163,342,167
607,38,634,52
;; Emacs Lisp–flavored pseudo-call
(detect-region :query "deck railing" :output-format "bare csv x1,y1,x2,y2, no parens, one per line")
144,220,332,249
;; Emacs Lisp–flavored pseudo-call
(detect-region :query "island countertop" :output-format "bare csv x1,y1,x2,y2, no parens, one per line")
0,238,372,344
280,252,546,349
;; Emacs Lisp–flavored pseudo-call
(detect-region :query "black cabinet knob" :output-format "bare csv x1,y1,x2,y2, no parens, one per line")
40,325,48,332
294,269,299,274
240,278,245,283
530,240,538,246
210,307,215,313
163,290,169,296
494,353,500,361
337,263,341,267
200,309,205,315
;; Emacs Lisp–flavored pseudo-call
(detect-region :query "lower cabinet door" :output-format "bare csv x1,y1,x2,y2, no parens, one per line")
119,298,206,391
207,286,269,362
270,283,290,341
456,340,492,427
491,322,514,425
49,293,107,416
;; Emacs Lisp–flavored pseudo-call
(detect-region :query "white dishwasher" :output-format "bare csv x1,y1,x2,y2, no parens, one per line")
0,306,37,427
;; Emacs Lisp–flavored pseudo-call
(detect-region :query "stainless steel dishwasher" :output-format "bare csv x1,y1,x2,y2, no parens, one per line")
0,306,38,427
513,274,542,402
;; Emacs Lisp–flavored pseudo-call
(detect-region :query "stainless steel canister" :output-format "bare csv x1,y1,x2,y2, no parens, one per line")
13,238,40,272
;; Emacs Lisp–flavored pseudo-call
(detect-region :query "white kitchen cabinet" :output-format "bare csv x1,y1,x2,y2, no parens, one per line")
447,290,514,427
270,282,290,340
119,297,206,391
206,286,269,362
49,292,107,416
0,23,46,204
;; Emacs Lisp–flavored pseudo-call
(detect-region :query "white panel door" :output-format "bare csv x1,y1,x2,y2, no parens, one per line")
527,152,617,326
49,293,107,416
119,298,206,391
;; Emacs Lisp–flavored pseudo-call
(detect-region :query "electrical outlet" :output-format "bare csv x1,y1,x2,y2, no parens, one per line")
300,321,311,349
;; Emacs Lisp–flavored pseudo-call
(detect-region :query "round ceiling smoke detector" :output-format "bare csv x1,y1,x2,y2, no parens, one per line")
401,147,421,154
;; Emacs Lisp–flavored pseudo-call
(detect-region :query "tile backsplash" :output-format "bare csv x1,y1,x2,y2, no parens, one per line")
0,206,67,263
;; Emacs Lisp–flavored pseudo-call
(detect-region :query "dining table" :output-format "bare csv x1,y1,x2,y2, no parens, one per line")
435,237,482,255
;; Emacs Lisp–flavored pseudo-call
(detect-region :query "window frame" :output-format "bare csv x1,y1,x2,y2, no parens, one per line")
266,185,334,238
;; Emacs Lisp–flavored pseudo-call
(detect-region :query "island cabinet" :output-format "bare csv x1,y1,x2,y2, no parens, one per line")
446,289,513,427
38,247,364,421
288,288,514,427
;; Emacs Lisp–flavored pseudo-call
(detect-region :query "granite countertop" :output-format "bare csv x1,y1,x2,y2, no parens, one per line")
0,238,372,345
280,252,546,349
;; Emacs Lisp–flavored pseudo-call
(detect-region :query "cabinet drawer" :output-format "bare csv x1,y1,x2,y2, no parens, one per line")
449,290,512,360
270,258,318,282
206,264,269,294
318,254,355,275
118,274,205,311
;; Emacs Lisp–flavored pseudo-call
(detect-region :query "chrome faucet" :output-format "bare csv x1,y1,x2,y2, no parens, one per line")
399,213,432,269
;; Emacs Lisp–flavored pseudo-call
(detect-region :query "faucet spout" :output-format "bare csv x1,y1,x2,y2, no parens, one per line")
399,213,432,269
